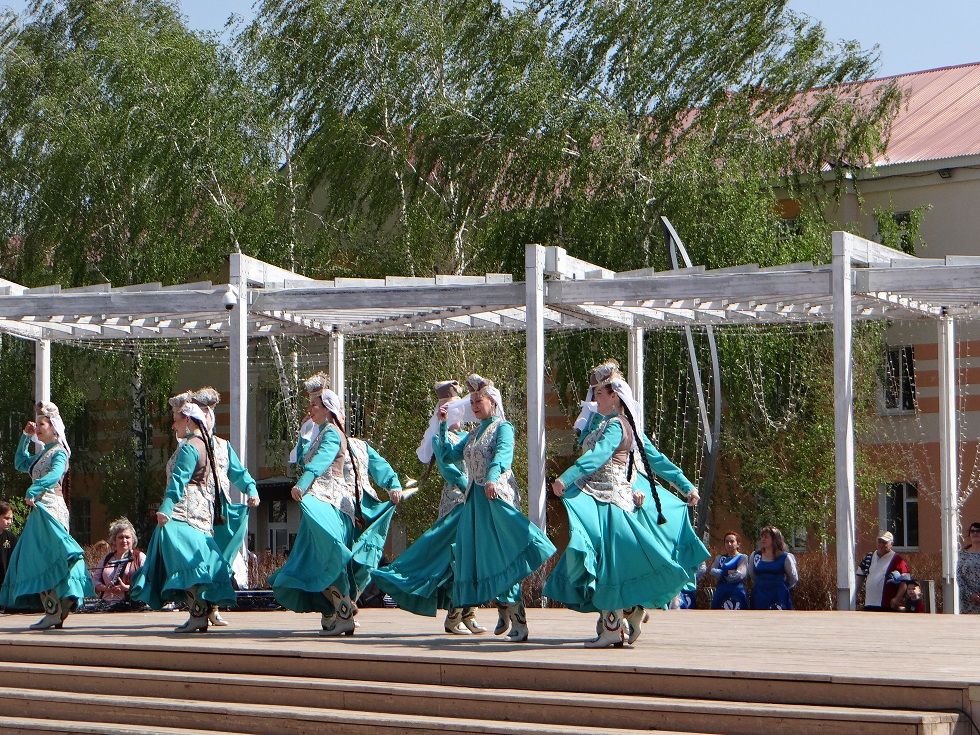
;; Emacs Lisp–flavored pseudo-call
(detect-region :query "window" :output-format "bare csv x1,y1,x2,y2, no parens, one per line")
882,345,916,413
69,497,91,545
879,482,919,549
268,499,288,555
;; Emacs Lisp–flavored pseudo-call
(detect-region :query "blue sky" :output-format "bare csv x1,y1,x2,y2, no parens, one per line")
3,1,978,79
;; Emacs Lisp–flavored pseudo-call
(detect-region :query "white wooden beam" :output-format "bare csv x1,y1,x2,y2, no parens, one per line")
938,314,960,613
35,339,51,404
330,331,345,406
228,255,249,471
254,281,524,313
627,327,645,438
0,289,232,319
833,232,857,611
526,245,547,530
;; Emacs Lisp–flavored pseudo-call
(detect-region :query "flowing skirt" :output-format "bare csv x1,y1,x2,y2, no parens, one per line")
0,505,93,609
372,484,556,616
351,493,396,600
268,495,354,614
543,485,694,612
212,502,251,569
130,520,236,610
632,475,711,585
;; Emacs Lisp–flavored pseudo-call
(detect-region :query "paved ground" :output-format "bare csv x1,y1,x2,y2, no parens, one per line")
1,607,974,687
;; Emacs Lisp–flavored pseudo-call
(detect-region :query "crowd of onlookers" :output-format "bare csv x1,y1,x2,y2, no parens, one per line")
2,501,979,614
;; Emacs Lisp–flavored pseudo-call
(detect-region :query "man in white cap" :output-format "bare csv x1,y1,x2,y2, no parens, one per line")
855,530,910,611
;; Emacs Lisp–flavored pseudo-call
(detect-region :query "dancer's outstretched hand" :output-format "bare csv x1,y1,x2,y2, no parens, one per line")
633,491,645,508
551,479,565,497
484,481,498,500
389,489,402,505
247,496,261,508
686,489,700,507
290,486,303,502
156,512,169,526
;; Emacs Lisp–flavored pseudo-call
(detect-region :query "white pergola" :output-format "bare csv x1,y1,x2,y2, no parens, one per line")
2,231,978,611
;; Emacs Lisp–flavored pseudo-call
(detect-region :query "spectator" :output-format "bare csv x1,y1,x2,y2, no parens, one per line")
958,521,980,614
897,579,926,613
856,530,910,611
0,501,17,591
748,526,798,610
709,531,748,610
91,517,146,609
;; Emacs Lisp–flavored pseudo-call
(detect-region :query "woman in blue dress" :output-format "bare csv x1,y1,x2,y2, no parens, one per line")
709,531,749,609
564,361,708,642
192,387,260,627
413,379,486,635
545,362,695,648
269,372,403,636
130,392,236,633
748,525,798,610
0,402,93,630
373,374,556,642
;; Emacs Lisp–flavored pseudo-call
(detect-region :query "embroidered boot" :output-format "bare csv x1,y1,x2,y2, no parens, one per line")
320,586,356,637
624,606,647,644
59,597,77,624
461,607,487,634
444,607,471,635
30,590,63,630
174,589,209,633
208,605,230,627
504,602,528,643
493,602,510,635
585,609,626,648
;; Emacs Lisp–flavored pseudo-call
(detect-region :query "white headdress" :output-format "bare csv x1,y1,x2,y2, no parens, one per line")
35,401,71,458
417,380,464,464
303,371,345,424
191,387,221,432
169,391,208,426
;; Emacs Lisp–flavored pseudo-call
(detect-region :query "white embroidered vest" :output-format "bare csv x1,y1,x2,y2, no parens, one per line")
576,416,636,514
346,437,381,502
463,419,520,508
304,426,356,521
31,446,70,529
167,438,217,534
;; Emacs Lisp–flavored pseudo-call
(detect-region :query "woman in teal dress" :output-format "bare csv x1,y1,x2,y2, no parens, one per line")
413,379,485,635
546,361,698,648
192,386,260,627
0,402,93,630
130,392,236,633
373,374,556,642
269,372,403,636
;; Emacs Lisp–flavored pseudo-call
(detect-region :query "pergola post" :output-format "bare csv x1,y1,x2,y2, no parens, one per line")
228,254,249,475
329,330,345,404
938,312,960,613
832,232,857,611
627,327,645,437
526,244,547,529
34,339,51,403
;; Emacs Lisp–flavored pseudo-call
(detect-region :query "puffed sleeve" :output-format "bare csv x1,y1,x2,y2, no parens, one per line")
25,449,68,500
708,555,724,580
559,419,623,488
641,435,696,495
295,426,341,492
366,443,401,492
434,433,468,492
157,442,201,517
485,421,514,485
227,443,258,498
784,553,799,589
437,421,468,464
14,434,34,473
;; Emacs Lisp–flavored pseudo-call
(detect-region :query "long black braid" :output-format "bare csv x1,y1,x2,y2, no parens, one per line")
618,401,667,525
191,416,225,526
332,416,365,530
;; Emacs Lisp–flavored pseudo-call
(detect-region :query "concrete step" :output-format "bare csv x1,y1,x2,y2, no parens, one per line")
0,687,708,735
0,663,967,735
3,717,252,735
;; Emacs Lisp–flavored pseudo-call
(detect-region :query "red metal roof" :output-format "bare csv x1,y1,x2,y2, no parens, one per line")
866,62,980,167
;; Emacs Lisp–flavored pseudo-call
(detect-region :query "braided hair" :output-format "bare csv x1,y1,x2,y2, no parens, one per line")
189,416,225,526
617,400,667,525
330,415,365,529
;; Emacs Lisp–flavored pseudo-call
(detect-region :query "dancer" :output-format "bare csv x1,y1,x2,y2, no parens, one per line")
373,374,556,642
190,387,260,626
130,392,236,633
546,361,695,648
0,402,93,629
568,359,708,642
415,379,484,634
270,372,403,636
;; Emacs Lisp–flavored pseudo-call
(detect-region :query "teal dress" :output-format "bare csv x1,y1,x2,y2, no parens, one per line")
372,417,556,616
209,437,258,571
0,436,93,609
130,439,236,610
434,428,468,519
544,414,694,612
268,424,355,613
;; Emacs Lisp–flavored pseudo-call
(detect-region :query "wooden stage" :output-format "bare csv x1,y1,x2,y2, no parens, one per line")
0,608,977,734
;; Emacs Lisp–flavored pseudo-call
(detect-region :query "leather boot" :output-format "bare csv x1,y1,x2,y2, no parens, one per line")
174,589,209,633
493,603,510,635
461,607,487,634
444,607,471,635
585,609,626,648
320,586,356,637
624,606,647,644
30,590,63,630
208,605,230,627
504,602,528,643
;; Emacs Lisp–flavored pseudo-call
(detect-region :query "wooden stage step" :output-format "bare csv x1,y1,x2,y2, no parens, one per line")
0,609,975,735
4,716,253,735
